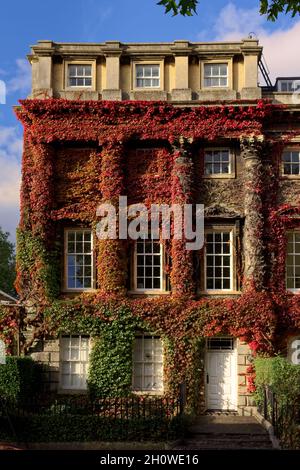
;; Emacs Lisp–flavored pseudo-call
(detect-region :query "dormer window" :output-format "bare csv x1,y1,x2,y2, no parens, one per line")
135,64,160,88
68,64,92,87
204,63,228,88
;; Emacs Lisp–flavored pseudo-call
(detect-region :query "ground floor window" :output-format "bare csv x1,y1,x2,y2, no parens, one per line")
60,335,90,390
132,335,163,391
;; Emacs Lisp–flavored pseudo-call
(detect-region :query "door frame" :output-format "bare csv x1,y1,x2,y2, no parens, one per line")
204,338,238,411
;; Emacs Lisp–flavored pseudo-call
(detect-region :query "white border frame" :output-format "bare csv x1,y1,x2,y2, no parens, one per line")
64,60,96,91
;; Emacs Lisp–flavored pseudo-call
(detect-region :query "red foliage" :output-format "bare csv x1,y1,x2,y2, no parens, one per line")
9,98,300,357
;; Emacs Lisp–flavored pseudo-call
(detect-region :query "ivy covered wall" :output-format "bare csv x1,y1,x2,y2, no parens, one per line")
1,99,300,407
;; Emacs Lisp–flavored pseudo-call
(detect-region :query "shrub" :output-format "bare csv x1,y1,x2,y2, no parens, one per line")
0,356,40,404
0,414,184,442
254,356,300,406
254,356,300,449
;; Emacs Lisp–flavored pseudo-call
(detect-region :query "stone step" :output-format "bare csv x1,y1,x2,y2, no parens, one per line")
176,440,274,450
186,433,271,442
175,415,274,450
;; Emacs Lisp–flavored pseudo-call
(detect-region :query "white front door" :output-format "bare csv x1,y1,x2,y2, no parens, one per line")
205,344,237,410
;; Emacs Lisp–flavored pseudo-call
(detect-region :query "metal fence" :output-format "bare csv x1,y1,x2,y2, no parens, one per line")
260,386,300,439
0,394,185,442
3,395,182,419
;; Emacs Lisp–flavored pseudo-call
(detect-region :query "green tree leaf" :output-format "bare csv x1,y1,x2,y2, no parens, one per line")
0,227,16,297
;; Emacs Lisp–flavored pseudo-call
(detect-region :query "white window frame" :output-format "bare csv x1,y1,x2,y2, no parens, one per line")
64,229,94,292
59,335,90,391
286,231,300,293
203,148,235,178
132,334,164,393
64,60,96,91
204,229,234,293
132,60,164,91
282,149,300,178
133,239,163,293
203,62,229,88
135,64,160,89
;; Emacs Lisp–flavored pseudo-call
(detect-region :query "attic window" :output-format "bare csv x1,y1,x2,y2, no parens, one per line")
204,63,228,88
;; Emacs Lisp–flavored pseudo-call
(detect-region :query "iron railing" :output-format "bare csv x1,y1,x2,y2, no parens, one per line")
259,386,300,439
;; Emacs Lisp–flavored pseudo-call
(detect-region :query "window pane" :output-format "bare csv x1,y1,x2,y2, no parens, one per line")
68,277,76,289
76,278,84,288
84,278,92,288
68,265,75,277
68,65,76,75
137,267,144,277
145,267,152,277
136,66,143,77
220,65,228,76
144,66,151,77
84,66,92,76
282,152,291,162
212,65,219,75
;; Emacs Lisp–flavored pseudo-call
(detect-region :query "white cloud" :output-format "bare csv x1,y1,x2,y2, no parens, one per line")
210,2,300,82
0,126,21,240
7,58,31,95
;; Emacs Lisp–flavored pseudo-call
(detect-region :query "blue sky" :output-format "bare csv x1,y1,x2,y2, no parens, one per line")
0,0,300,242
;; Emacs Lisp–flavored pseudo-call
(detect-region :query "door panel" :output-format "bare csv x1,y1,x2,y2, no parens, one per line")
206,350,237,410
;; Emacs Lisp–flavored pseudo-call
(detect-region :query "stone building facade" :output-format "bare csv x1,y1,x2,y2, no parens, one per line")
13,39,300,415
